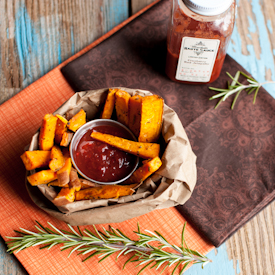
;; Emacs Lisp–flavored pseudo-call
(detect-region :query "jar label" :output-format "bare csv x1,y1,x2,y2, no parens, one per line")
176,37,220,82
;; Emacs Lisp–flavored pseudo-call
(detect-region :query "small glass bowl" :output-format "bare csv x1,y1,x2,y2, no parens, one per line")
70,119,139,185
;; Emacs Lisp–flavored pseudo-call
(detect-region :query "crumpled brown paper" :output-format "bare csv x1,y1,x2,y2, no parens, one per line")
25,88,197,225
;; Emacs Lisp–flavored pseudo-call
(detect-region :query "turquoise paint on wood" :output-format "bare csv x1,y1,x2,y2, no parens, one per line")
13,2,67,88
15,4,35,86
58,41,62,64
105,0,129,32
184,244,239,275
70,25,75,56
14,3,51,87
266,20,272,33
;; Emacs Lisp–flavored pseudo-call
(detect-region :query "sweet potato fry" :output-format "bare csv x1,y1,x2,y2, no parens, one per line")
39,114,58,151
91,132,160,159
20,150,51,170
69,168,81,191
48,172,90,190
60,131,74,147
49,178,100,189
115,89,131,126
79,179,101,189
53,187,75,206
48,180,68,188
128,94,142,138
100,88,117,119
125,157,162,184
138,95,164,143
56,114,68,124
67,109,86,132
27,170,57,186
55,115,68,144
49,145,65,172
75,185,134,201
57,158,72,186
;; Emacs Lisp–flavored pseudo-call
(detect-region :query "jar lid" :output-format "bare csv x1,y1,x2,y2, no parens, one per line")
183,0,234,16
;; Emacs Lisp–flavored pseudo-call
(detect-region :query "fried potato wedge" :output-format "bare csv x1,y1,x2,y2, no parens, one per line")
53,187,75,206
101,88,117,119
60,131,73,147
69,168,81,191
91,132,160,159
27,169,57,186
79,179,101,189
125,157,162,184
115,89,131,126
39,114,58,151
57,158,72,186
139,95,164,143
75,185,134,201
55,115,68,144
21,150,51,170
68,109,86,132
48,178,101,189
128,94,142,138
49,145,65,172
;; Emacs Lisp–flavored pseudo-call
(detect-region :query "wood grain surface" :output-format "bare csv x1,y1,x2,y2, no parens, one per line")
0,0,275,274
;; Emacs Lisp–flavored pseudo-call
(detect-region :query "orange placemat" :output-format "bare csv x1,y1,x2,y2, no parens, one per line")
0,1,213,274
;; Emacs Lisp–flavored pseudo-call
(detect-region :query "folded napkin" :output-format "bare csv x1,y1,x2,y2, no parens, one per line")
0,1,213,274
61,0,275,247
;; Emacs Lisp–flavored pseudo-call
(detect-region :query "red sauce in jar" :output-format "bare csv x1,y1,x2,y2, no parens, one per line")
73,125,136,183
165,0,236,84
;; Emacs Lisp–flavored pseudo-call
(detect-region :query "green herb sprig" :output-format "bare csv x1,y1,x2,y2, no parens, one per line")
209,71,275,109
6,221,211,275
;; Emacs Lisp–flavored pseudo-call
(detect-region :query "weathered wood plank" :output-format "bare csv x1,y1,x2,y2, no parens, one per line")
226,201,275,275
226,0,275,273
0,237,28,275
0,0,129,104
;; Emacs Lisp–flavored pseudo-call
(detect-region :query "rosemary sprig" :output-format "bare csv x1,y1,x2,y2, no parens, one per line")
209,71,275,109
6,221,211,275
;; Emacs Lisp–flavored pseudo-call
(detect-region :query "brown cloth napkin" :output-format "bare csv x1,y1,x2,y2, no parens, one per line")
61,0,275,247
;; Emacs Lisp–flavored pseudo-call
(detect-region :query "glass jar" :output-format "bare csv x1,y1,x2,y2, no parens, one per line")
165,0,236,84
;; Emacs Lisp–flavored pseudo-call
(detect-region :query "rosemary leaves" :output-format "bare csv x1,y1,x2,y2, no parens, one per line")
209,71,275,109
6,221,211,275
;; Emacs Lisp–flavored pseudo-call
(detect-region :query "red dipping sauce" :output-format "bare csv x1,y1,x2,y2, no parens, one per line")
72,125,137,183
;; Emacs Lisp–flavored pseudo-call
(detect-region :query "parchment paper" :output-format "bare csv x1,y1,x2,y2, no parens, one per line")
26,88,197,225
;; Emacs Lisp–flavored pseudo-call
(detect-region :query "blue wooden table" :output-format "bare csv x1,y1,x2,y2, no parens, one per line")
0,0,274,274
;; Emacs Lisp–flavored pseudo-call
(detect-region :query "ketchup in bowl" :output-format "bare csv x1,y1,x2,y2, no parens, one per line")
70,119,139,184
